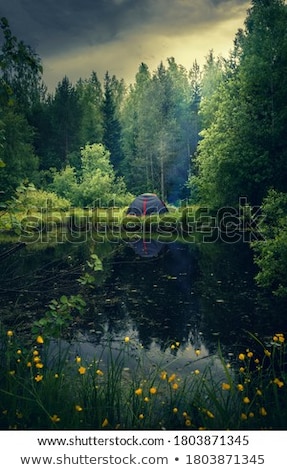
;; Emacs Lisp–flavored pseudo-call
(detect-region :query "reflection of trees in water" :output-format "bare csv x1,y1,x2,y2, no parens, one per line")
86,241,202,351
194,241,286,357
1,237,285,359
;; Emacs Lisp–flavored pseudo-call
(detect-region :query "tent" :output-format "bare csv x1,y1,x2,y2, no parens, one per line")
126,193,168,216
128,238,166,258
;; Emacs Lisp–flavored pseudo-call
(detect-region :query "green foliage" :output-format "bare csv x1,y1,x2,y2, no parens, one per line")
52,143,132,207
14,183,70,210
0,109,39,197
0,330,286,429
32,294,86,338
0,17,43,111
252,189,287,297
189,0,287,207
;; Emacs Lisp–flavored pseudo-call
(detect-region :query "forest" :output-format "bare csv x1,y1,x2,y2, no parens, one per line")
1,0,287,433
0,0,287,294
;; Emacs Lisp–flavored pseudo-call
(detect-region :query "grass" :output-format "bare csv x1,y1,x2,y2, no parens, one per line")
0,328,286,430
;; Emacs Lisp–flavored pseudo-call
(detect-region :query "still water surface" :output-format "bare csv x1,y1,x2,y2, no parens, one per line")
0,236,285,374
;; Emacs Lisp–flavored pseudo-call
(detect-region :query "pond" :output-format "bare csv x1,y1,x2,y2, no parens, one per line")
0,233,285,375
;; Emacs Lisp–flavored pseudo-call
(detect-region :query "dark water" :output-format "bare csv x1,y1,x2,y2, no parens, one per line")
0,236,285,372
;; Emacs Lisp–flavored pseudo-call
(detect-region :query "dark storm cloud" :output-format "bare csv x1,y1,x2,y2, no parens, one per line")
0,0,250,88
1,0,248,56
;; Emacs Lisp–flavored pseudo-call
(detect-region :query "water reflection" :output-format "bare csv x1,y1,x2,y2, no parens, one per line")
0,236,284,366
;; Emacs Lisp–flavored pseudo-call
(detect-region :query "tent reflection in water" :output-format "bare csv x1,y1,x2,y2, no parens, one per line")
126,193,168,216
128,238,166,258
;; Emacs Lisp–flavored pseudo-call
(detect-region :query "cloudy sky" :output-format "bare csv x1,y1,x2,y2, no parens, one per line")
1,0,251,90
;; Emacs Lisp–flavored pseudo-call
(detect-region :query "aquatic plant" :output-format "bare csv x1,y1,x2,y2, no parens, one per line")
0,327,286,430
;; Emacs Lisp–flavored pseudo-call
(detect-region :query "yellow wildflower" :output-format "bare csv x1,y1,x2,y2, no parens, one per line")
7,330,13,337
160,371,167,380
195,349,201,356
241,413,248,420
124,336,130,343
75,356,81,363
273,378,284,388
17,349,22,355
9,370,15,376
249,412,255,418
50,414,61,423
75,405,83,412
149,387,157,395
96,369,104,376
239,367,245,373
206,410,215,419
35,363,44,369
138,414,144,420
173,407,178,413
135,388,143,396
185,419,192,426
194,369,200,375
168,373,176,383
247,351,253,358
222,383,231,391
54,374,59,379
237,384,244,392
238,353,245,361
243,397,250,404
273,333,285,343
33,356,41,363
78,366,86,375
259,407,267,416
256,389,262,396
264,349,271,357
36,335,44,344
34,375,43,382
172,383,179,390
33,350,39,356
144,397,149,402
27,362,32,368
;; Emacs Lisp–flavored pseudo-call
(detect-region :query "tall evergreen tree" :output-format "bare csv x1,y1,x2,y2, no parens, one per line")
190,0,287,207
102,72,124,170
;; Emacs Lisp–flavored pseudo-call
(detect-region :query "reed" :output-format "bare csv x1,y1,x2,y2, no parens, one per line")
0,327,286,430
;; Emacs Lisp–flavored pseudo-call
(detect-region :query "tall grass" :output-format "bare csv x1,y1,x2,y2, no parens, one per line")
0,327,286,430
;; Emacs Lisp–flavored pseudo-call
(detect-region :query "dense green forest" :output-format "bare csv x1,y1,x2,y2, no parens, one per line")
1,0,287,293
1,0,287,207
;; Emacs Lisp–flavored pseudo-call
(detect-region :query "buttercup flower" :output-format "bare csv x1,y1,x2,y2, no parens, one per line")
168,373,176,383
259,407,267,416
273,378,284,388
135,388,143,396
34,375,43,382
222,383,231,391
149,387,157,395
238,353,245,361
75,405,83,412
50,414,60,423
243,397,250,404
78,366,86,375
7,330,13,337
36,336,44,344
160,371,167,380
